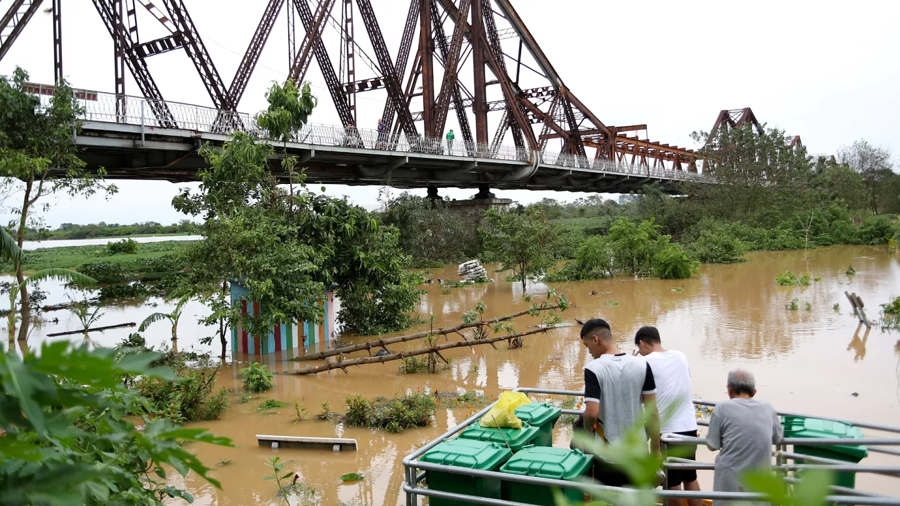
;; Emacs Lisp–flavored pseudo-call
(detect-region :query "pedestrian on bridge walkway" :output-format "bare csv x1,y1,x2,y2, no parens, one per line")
446,129,455,154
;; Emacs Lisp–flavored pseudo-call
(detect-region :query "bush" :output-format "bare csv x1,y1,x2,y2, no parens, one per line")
653,245,697,279
686,224,748,263
857,215,900,245
78,261,127,283
882,296,900,315
776,271,799,286
344,393,437,433
133,356,229,423
107,238,140,255
239,362,274,392
337,272,423,335
546,236,614,282
258,399,288,411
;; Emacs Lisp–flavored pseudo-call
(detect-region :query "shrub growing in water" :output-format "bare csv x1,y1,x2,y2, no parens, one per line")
133,355,229,423
239,362,274,392
686,224,748,263
653,245,697,280
344,393,437,433
776,271,799,286
78,261,127,283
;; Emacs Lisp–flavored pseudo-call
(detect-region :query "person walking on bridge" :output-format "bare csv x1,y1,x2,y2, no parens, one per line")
706,369,783,504
633,326,701,506
445,129,455,154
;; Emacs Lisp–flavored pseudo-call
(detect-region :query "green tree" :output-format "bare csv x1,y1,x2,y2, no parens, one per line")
480,208,556,291
378,192,477,266
689,123,814,224
174,130,421,342
255,79,316,218
0,68,116,342
607,217,661,276
838,139,894,215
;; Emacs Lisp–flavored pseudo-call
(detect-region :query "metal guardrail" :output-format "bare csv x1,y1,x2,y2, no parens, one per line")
22,82,708,183
402,387,900,506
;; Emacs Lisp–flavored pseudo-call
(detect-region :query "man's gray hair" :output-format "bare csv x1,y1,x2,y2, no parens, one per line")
727,369,756,396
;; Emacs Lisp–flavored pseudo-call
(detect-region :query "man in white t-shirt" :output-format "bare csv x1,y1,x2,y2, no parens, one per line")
634,326,701,506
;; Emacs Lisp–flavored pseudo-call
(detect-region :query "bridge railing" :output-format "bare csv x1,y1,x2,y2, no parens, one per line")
25,83,707,182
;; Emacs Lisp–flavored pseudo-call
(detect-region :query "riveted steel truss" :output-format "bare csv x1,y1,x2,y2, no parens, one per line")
0,0,702,171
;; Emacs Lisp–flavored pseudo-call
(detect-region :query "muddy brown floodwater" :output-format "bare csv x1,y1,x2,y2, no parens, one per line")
5,245,900,504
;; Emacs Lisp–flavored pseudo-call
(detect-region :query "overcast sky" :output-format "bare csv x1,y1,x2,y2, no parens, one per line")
1,0,898,228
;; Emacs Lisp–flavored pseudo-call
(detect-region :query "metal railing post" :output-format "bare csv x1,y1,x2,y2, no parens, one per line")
139,101,145,147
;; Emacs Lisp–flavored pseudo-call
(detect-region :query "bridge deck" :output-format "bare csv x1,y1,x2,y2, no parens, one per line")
32,84,706,193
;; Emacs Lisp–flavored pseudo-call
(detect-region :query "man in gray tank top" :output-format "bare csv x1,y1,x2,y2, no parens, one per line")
580,318,660,486
706,369,784,502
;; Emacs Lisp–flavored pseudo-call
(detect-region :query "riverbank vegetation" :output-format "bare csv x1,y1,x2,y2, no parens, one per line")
18,220,197,241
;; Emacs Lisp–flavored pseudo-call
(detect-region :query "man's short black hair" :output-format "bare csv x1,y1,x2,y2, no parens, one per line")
580,318,611,339
634,326,661,345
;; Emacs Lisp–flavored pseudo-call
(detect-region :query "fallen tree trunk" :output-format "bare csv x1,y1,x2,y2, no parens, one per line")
46,322,136,337
292,305,560,362
283,326,555,375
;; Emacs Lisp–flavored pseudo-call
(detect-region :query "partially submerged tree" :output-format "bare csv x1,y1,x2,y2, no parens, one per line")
0,68,116,342
480,207,556,291
139,295,191,353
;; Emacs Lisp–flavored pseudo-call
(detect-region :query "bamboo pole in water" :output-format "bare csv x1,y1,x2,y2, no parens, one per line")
46,322,136,337
283,327,554,375
291,305,561,362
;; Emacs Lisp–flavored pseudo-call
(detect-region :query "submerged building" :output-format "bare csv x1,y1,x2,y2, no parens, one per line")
229,282,335,357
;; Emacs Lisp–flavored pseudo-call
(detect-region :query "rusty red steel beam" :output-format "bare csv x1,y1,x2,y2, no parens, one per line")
418,0,436,135
355,0,419,139
380,0,419,137
228,0,284,107
540,124,648,140
432,0,470,138
430,0,473,146
91,0,177,127
0,0,43,61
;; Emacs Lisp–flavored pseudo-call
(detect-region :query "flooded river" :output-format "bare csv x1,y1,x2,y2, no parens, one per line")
4,245,900,504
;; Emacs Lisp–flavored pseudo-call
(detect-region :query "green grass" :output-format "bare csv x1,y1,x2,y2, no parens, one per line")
1,240,194,273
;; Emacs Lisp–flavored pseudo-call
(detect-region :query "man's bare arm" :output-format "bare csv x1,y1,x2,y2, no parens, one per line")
642,392,660,455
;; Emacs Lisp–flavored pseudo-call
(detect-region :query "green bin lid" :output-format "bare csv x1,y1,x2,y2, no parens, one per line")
514,403,562,427
420,439,512,470
782,416,868,460
459,423,541,451
500,446,593,480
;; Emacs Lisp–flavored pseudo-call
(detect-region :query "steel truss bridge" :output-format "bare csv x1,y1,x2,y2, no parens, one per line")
1,0,712,193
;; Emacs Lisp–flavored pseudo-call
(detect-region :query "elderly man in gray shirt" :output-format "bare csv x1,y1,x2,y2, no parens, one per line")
706,369,783,500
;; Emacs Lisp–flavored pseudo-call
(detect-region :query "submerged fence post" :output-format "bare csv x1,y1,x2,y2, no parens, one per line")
845,291,870,328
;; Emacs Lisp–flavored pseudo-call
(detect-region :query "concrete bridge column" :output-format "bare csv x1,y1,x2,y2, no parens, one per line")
426,186,441,200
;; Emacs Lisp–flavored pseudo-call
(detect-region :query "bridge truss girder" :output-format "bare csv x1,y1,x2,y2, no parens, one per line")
0,0,699,174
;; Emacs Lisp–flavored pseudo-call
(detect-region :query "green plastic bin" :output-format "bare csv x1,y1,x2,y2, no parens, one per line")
499,446,593,505
515,403,562,447
459,422,542,452
420,439,512,506
782,416,868,489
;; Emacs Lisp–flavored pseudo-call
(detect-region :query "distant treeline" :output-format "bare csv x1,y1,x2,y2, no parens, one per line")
19,220,197,241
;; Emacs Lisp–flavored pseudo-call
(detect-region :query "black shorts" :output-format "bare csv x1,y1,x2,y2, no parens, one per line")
665,430,698,487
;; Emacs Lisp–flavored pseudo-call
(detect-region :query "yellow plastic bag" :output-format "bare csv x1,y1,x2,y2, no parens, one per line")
479,391,532,429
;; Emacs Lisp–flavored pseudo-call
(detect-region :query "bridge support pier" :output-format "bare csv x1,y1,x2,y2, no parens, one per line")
473,183,495,200
426,186,441,200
